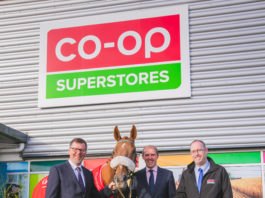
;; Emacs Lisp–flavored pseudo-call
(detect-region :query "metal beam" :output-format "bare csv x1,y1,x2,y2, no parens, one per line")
0,123,28,144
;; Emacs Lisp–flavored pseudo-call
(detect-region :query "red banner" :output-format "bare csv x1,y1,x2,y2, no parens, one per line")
32,176,48,198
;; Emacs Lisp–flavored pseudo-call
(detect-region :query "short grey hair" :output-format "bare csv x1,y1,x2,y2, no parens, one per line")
69,138,87,150
190,140,206,149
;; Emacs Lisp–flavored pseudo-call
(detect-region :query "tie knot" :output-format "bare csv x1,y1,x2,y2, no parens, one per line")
149,169,153,173
198,168,202,172
76,167,81,172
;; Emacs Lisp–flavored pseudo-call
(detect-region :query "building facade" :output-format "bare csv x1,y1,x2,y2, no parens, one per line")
0,0,265,197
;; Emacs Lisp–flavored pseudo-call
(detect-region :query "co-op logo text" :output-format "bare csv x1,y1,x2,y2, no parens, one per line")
56,27,170,62
47,15,180,73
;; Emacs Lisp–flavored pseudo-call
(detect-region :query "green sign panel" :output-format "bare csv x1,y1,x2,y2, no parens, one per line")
47,63,181,98
208,152,260,164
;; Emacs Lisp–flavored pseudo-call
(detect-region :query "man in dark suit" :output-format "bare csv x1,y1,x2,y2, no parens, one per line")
133,145,176,198
45,138,116,198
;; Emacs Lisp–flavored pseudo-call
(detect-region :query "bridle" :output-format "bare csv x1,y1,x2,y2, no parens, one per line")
116,173,134,198
114,168,134,198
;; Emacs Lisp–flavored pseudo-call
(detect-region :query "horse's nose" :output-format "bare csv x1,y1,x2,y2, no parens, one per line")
123,175,128,181
114,175,126,183
116,175,127,182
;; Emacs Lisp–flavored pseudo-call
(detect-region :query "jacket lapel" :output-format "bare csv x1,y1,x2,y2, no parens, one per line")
192,169,200,194
152,167,162,195
82,167,89,192
65,161,85,194
140,168,149,190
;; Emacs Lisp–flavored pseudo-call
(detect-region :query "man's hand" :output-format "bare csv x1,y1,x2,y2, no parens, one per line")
108,182,117,191
175,181,179,189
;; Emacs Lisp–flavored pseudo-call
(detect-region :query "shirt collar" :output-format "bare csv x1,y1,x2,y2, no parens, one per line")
146,165,158,173
195,159,210,173
68,159,82,170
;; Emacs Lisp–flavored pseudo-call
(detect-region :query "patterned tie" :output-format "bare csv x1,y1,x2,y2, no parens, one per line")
149,169,155,193
76,167,85,192
197,168,203,192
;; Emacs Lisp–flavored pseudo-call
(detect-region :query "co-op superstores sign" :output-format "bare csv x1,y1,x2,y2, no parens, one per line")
39,5,190,108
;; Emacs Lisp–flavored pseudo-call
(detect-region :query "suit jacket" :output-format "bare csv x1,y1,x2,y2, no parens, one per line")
132,166,176,198
45,161,113,198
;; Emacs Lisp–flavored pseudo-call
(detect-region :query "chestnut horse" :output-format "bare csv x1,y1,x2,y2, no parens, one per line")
102,125,137,198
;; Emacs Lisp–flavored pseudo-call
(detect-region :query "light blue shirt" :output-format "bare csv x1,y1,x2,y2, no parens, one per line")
68,160,86,186
194,160,210,185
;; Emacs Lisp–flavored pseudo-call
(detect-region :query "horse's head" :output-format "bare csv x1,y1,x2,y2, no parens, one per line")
110,125,137,190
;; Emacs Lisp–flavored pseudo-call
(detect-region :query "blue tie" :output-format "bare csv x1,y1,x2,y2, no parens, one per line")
149,169,155,193
76,167,85,192
197,168,203,192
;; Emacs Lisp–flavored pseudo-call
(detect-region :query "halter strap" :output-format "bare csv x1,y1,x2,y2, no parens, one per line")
118,139,134,144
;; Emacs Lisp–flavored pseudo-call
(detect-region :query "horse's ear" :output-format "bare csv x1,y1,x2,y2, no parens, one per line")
113,125,121,141
130,125,137,141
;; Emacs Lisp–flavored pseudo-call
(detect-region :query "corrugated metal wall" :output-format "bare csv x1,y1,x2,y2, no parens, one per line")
0,0,265,159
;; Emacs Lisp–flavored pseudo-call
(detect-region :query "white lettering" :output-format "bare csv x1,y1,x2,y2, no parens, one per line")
150,71,159,83
79,35,101,59
145,27,170,58
87,77,96,88
107,75,116,87
126,73,138,85
116,74,126,86
55,38,76,62
55,70,171,91
57,79,65,91
78,78,87,89
160,70,169,82
97,76,106,88
139,72,149,84
66,78,76,90
118,31,142,56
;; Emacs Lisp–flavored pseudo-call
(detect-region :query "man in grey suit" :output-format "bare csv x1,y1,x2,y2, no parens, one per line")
132,145,176,198
45,138,116,198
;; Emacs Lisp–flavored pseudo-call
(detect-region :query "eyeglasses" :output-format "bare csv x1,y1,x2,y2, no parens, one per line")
190,149,205,155
71,147,86,153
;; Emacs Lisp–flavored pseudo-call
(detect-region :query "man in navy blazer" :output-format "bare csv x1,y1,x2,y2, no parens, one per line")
45,138,115,198
133,145,176,198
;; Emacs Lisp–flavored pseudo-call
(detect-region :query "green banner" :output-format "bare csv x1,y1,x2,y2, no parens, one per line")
29,174,47,198
30,160,65,172
46,63,181,99
208,152,260,164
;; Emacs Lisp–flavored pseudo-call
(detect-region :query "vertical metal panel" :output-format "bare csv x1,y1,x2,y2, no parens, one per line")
0,0,264,158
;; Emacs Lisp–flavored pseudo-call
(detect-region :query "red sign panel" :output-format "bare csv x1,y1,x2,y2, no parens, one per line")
47,15,180,73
